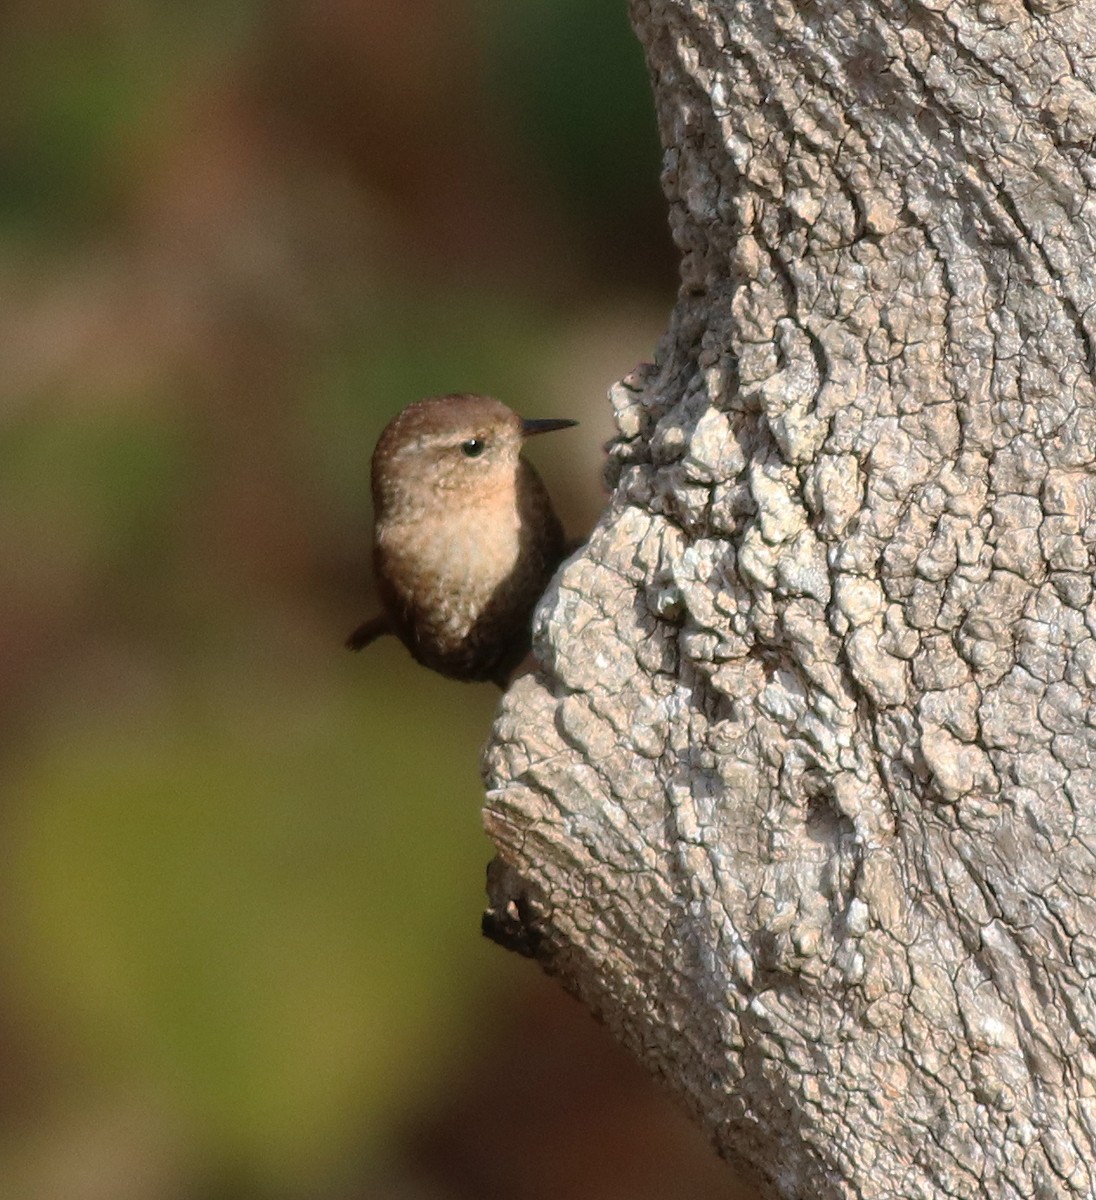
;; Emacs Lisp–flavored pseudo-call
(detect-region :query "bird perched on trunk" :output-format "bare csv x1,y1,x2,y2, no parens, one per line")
346,394,577,686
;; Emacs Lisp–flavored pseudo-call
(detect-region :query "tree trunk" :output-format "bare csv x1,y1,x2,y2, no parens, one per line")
481,1,1096,1196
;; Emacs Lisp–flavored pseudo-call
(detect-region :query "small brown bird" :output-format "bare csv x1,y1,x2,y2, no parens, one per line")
347,394,577,685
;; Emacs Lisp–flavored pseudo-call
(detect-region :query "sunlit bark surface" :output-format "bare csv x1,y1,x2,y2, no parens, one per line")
483,2,1096,1196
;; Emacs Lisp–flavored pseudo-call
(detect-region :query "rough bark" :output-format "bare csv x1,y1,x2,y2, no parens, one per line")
481,1,1096,1197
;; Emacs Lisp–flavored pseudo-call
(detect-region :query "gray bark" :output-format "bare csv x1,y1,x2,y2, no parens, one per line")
481,1,1096,1197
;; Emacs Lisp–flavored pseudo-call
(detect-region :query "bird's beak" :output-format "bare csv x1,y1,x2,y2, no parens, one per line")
521,417,578,437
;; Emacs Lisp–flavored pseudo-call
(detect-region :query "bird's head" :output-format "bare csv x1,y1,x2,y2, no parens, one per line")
370,394,575,520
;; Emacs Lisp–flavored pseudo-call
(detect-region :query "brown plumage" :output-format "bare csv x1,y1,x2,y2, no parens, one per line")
346,394,576,685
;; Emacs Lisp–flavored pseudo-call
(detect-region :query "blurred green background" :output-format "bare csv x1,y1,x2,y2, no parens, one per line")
1,2,756,1197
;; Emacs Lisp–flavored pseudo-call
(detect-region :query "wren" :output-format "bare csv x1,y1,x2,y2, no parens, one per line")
346,393,577,685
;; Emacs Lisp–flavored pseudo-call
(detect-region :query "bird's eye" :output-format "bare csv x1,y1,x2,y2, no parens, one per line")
461,438,486,458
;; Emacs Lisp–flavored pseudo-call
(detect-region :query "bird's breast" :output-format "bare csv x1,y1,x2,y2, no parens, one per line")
376,492,525,636
415,493,521,583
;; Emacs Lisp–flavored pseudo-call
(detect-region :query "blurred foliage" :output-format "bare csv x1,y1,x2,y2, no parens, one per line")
0,2,747,1198
0,4,259,239
3,650,496,1193
479,0,671,278
0,403,186,609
